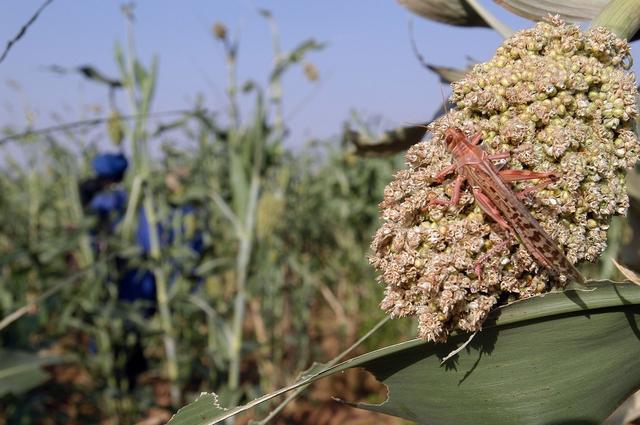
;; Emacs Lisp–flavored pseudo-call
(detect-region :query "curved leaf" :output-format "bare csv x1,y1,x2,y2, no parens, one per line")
168,361,337,425
604,390,640,425
398,0,490,27
426,64,468,84
268,39,325,83
169,281,640,425
44,64,122,88
351,281,640,424
613,259,640,286
347,125,428,157
167,393,226,425
493,0,609,22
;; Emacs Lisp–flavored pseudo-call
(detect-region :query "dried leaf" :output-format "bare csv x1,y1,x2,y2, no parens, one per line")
604,390,640,425
347,124,428,156
426,64,468,83
45,64,122,88
408,20,472,83
612,259,640,286
398,0,490,27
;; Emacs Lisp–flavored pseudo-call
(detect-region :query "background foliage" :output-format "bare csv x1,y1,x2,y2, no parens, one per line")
0,11,414,425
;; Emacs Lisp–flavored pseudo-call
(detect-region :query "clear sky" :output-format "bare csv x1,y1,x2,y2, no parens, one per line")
0,1,637,149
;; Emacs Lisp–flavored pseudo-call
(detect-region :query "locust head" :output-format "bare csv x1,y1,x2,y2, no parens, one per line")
443,127,467,153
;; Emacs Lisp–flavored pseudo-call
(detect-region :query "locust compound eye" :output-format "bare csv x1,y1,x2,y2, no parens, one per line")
443,127,464,151
444,134,455,149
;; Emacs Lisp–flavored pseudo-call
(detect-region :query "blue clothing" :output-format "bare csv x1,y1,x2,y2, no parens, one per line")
88,188,203,307
89,189,127,216
87,153,203,308
92,153,128,179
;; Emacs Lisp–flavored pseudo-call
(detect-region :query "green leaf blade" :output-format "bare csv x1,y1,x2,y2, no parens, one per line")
0,349,63,397
168,393,227,425
350,282,640,424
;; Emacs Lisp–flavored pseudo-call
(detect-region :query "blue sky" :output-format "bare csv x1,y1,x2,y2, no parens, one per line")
0,1,635,148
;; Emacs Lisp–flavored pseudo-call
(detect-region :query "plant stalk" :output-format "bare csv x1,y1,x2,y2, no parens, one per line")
65,162,94,268
143,189,181,405
264,13,285,136
227,102,265,407
120,174,143,241
117,11,180,404
592,0,640,40
228,172,260,390
224,39,240,129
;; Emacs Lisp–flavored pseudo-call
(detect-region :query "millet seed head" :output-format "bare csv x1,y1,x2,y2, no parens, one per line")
370,17,639,342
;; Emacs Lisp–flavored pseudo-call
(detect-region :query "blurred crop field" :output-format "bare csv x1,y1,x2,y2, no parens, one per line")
0,4,418,425
4,2,640,425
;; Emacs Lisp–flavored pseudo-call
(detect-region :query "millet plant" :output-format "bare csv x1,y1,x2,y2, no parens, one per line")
371,16,639,341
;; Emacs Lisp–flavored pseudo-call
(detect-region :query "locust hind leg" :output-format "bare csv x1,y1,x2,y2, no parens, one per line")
471,187,515,280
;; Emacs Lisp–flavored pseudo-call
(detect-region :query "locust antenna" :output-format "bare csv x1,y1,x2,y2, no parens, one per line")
439,83,455,132
440,85,449,114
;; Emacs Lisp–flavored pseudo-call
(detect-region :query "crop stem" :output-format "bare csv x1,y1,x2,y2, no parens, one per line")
592,0,640,40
